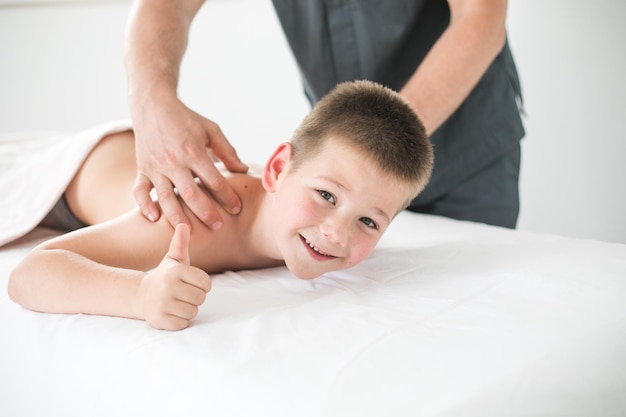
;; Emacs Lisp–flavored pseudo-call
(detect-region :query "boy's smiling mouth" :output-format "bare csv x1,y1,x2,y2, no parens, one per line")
300,235,337,260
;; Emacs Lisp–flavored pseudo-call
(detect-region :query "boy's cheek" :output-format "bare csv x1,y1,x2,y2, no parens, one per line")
349,241,379,266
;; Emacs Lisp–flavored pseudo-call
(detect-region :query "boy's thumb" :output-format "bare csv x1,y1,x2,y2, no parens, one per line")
166,223,191,265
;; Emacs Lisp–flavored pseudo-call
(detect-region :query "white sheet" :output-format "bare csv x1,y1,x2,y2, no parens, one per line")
2,212,626,417
1,125,626,416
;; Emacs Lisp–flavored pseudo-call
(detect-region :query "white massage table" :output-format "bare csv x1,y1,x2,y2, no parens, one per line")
1,124,625,416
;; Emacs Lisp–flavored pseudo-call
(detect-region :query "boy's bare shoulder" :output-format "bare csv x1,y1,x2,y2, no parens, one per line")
187,168,264,273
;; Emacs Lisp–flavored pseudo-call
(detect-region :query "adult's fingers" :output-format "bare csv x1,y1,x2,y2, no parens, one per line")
133,171,191,227
195,122,246,215
133,173,159,222
151,171,197,228
207,124,249,174
167,166,226,229
192,157,243,217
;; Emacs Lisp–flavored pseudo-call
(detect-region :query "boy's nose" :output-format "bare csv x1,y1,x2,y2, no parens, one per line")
319,216,349,247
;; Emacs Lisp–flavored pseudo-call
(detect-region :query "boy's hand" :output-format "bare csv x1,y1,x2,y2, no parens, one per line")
139,224,212,330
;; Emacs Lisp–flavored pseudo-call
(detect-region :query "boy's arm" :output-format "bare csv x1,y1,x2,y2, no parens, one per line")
8,211,212,330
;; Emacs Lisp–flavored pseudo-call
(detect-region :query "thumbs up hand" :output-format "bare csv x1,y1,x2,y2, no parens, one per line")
139,223,212,330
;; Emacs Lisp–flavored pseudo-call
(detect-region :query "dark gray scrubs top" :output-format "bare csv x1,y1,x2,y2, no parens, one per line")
272,0,525,205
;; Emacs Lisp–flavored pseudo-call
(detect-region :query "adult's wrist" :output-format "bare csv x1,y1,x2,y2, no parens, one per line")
128,79,178,120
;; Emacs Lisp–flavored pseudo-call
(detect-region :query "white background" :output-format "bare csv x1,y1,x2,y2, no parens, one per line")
1,0,624,244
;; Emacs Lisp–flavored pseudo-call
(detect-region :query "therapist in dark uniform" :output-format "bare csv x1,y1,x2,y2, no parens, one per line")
125,0,525,230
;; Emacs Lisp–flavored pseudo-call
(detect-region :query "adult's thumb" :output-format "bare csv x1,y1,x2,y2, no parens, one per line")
166,223,191,265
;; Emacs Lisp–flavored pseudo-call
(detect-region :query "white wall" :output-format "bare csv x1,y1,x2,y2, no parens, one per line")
1,0,624,244
507,0,626,244
0,2,131,130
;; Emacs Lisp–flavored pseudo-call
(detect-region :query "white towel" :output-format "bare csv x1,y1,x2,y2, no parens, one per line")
0,120,132,246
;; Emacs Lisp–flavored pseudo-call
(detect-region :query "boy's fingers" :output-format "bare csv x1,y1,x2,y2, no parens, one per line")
166,223,191,265
168,300,200,321
181,269,212,294
173,281,208,307
153,315,190,331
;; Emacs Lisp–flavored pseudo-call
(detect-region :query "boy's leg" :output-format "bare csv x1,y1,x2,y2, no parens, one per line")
65,130,139,225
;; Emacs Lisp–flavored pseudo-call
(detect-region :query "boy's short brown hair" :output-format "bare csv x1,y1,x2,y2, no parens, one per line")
290,80,433,199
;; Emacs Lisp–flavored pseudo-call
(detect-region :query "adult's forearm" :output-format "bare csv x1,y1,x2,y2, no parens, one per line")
124,0,205,111
400,0,507,135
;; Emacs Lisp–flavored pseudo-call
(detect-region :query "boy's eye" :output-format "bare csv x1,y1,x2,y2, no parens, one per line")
359,217,378,229
317,190,335,204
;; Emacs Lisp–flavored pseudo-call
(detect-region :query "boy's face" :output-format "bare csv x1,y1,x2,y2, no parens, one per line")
266,138,412,279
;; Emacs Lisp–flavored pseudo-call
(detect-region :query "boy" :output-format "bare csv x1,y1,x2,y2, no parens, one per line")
8,81,433,331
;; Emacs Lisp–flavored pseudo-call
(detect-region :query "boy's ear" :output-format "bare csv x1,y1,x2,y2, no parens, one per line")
262,142,293,192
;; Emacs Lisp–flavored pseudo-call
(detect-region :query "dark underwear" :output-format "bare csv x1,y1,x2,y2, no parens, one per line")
41,194,88,233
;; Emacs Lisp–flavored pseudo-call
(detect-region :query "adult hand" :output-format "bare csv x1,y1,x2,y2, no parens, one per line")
132,96,248,230
139,224,212,331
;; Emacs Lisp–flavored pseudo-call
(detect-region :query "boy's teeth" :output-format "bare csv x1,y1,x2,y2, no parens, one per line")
305,238,329,256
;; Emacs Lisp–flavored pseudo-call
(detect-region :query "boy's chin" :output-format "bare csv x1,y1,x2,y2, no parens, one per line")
286,262,325,280
291,269,322,280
